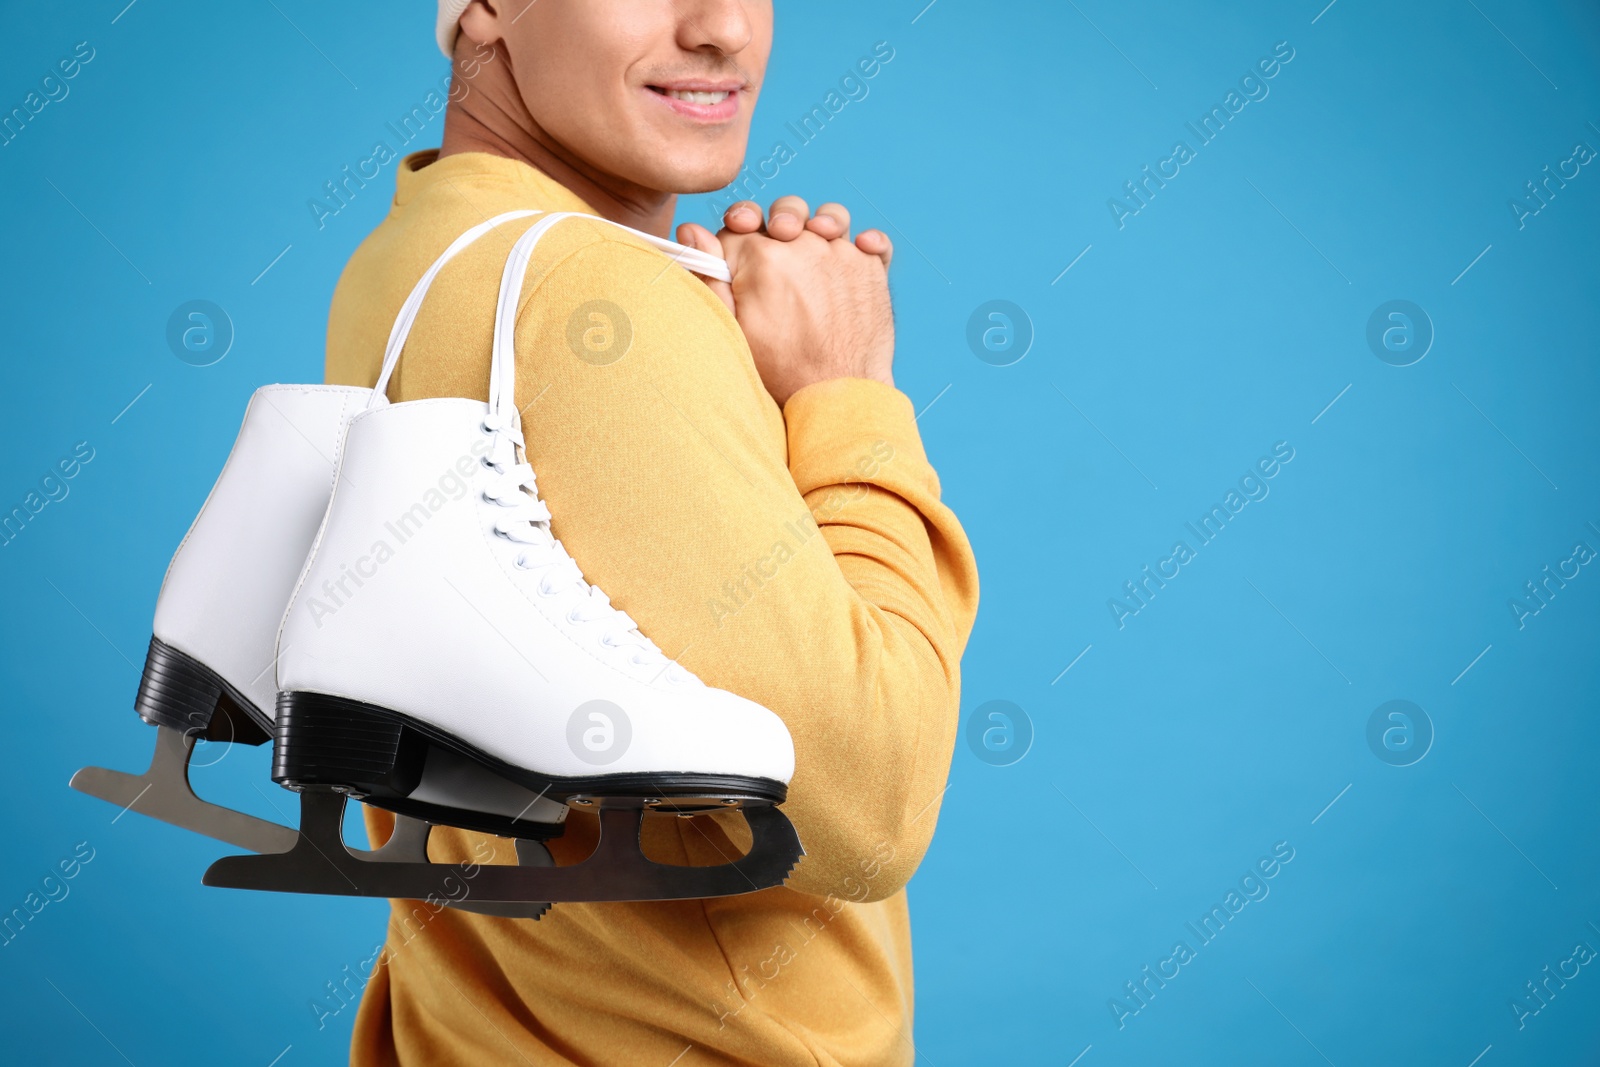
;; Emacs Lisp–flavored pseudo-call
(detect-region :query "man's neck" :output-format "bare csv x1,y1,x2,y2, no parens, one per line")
438,44,676,237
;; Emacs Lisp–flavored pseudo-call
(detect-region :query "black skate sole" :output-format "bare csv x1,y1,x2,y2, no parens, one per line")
272,690,790,819
355,792,566,843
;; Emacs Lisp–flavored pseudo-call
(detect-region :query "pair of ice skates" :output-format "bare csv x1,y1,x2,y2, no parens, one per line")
71,211,802,917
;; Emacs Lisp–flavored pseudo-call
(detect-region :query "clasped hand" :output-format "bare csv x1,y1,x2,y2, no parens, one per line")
678,197,896,407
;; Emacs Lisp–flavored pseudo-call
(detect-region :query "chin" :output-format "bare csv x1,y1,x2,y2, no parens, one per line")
639,145,749,196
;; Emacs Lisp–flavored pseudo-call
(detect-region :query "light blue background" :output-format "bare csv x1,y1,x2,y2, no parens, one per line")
3,1,1598,1064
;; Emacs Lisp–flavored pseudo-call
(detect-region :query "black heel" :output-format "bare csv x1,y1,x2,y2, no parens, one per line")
273,691,427,796
135,636,270,744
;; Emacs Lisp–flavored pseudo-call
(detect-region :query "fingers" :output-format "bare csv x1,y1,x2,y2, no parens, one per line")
856,228,893,270
766,195,812,241
807,202,851,240
715,196,887,271
721,196,855,242
676,221,726,262
723,201,764,234
675,222,734,313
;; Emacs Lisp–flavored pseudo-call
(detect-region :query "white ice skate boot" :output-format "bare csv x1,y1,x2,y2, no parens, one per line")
206,212,802,905
69,383,367,855
70,212,573,886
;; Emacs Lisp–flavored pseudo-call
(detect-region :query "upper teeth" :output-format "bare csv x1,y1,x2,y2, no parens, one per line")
665,89,730,105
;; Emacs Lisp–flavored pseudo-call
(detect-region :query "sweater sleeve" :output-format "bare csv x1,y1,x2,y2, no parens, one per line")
774,378,981,898
490,230,980,900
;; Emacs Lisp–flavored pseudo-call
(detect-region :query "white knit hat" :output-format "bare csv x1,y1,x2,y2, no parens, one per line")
436,0,471,57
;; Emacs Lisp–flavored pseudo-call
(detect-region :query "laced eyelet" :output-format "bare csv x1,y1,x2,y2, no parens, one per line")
537,581,555,597
480,455,496,470
566,607,584,625
600,633,616,648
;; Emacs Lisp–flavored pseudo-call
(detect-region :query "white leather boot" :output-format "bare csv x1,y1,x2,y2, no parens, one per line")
207,212,802,906
69,383,367,855
71,211,570,870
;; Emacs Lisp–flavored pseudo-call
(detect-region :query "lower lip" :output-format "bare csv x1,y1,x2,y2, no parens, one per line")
646,88,741,123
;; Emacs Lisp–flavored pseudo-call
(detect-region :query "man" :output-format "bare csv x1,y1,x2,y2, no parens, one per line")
324,2,979,1062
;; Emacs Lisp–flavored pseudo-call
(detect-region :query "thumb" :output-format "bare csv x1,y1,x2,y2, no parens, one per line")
676,222,734,314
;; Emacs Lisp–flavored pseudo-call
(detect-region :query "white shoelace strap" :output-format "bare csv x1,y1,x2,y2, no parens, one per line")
487,209,732,423
369,209,541,409
370,209,729,412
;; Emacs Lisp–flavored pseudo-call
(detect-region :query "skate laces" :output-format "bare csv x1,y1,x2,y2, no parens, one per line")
476,213,729,686
480,414,690,682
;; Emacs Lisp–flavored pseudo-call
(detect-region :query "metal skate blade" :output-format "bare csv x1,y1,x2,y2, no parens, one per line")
70,725,298,855
204,792,552,918
451,841,553,919
205,793,803,905
364,814,551,919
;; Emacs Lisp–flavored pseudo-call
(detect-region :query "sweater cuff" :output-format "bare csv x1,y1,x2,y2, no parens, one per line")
782,377,937,499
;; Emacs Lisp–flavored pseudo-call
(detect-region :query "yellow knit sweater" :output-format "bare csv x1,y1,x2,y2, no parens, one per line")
324,150,979,1067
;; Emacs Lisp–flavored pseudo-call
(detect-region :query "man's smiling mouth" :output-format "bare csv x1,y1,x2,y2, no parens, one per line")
655,88,732,105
